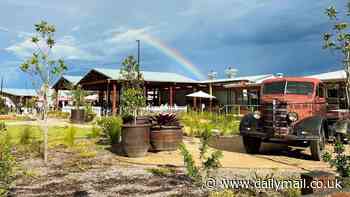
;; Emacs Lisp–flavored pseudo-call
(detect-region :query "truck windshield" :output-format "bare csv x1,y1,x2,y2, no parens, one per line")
263,81,314,95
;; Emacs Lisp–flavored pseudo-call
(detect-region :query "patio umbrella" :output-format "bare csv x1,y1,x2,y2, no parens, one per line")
85,94,98,101
186,91,216,99
186,91,215,112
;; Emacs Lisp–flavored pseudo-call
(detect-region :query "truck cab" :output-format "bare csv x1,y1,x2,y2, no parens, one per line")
240,77,331,160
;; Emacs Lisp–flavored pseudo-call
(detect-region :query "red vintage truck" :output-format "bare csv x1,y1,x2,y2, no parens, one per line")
240,77,349,160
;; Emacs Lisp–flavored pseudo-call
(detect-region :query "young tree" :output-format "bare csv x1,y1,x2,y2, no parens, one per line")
323,1,350,107
119,56,146,122
19,21,67,163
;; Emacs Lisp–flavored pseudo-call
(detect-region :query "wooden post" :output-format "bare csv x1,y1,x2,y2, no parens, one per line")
55,89,59,110
209,83,213,112
173,86,176,106
144,86,147,105
158,88,162,106
169,86,174,107
112,83,117,116
193,88,197,110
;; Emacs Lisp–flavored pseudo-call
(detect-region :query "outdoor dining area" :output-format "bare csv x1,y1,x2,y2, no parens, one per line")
52,68,221,116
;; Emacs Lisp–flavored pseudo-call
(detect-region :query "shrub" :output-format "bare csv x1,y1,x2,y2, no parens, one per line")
180,111,240,137
87,125,101,139
47,111,70,119
96,116,122,144
0,97,9,115
19,126,34,145
64,126,77,147
0,129,15,196
209,190,235,197
323,141,350,177
0,121,5,131
179,122,223,183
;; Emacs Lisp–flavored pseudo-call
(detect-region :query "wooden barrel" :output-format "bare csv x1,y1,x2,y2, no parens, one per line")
70,109,85,123
150,126,183,151
122,124,151,157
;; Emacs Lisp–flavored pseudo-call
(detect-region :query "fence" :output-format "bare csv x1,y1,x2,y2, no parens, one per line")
220,104,260,116
142,105,188,113
62,106,102,117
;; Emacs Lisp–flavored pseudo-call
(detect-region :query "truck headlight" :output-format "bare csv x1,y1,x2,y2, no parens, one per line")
253,111,261,119
288,112,298,122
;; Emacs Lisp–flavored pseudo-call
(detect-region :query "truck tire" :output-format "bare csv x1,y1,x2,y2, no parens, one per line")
310,126,326,161
242,136,261,154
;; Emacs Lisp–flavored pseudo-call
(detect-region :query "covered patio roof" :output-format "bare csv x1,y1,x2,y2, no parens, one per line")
82,68,197,83
1,88,37,97
52,75,83,90
307,69,345,82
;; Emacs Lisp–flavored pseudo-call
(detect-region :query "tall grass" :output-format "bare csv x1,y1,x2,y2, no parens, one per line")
179,111,240,137
96,116,122,144
64,126,77,147
19,126,34,145
0,124,16,196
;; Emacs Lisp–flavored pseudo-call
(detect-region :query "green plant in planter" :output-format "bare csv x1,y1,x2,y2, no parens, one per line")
120,56,146,123
71,85,87,110
151,113,180,127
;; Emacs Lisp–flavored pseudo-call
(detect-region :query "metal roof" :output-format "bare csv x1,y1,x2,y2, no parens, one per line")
307,70,346,81
1,88,37,97
202,74,274,84
62,75,83,85
93,68,197,83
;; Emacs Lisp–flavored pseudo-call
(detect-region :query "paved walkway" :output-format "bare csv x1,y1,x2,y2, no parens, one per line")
116,136,334,173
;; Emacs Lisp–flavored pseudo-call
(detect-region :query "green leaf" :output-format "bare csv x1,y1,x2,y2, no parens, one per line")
31,36,39,43
326,6,337,20
323,32,332,41
334,23,349,31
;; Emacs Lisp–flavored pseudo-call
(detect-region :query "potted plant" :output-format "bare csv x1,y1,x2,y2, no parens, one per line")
150,113,183,151
120,56,150,157
70,85,87,123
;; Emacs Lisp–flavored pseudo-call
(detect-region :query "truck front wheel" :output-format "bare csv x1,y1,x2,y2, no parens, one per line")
310,126,326,161
242,136,261,154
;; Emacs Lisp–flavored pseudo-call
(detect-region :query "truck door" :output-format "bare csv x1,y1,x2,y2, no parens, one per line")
315,83,327,116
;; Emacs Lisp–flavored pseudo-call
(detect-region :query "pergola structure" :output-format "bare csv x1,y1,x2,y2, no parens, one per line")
0,88,37,108
52,75,82,109
308,70,348,109
78,68,199,115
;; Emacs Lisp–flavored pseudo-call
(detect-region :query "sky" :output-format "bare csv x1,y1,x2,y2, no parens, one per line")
0,0,346,88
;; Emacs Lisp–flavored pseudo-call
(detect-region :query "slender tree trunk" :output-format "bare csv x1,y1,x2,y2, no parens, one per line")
346,50,350,109
43,108,48,164
41,86,49,164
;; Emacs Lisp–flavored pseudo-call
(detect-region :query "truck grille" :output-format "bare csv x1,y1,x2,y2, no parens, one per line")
262,101,289,136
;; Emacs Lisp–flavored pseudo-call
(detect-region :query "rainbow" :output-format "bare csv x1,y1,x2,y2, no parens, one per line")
138,33,205,80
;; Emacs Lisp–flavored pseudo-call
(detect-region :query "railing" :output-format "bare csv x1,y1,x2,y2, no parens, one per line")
221,104,260,116
62,106,102,117
142,105,188,113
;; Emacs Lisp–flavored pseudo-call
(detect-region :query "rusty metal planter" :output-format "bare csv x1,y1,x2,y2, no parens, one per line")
150,126,183,151
122,123,151,157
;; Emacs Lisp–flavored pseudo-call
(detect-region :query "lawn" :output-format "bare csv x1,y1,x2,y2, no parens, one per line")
4,124,93,145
